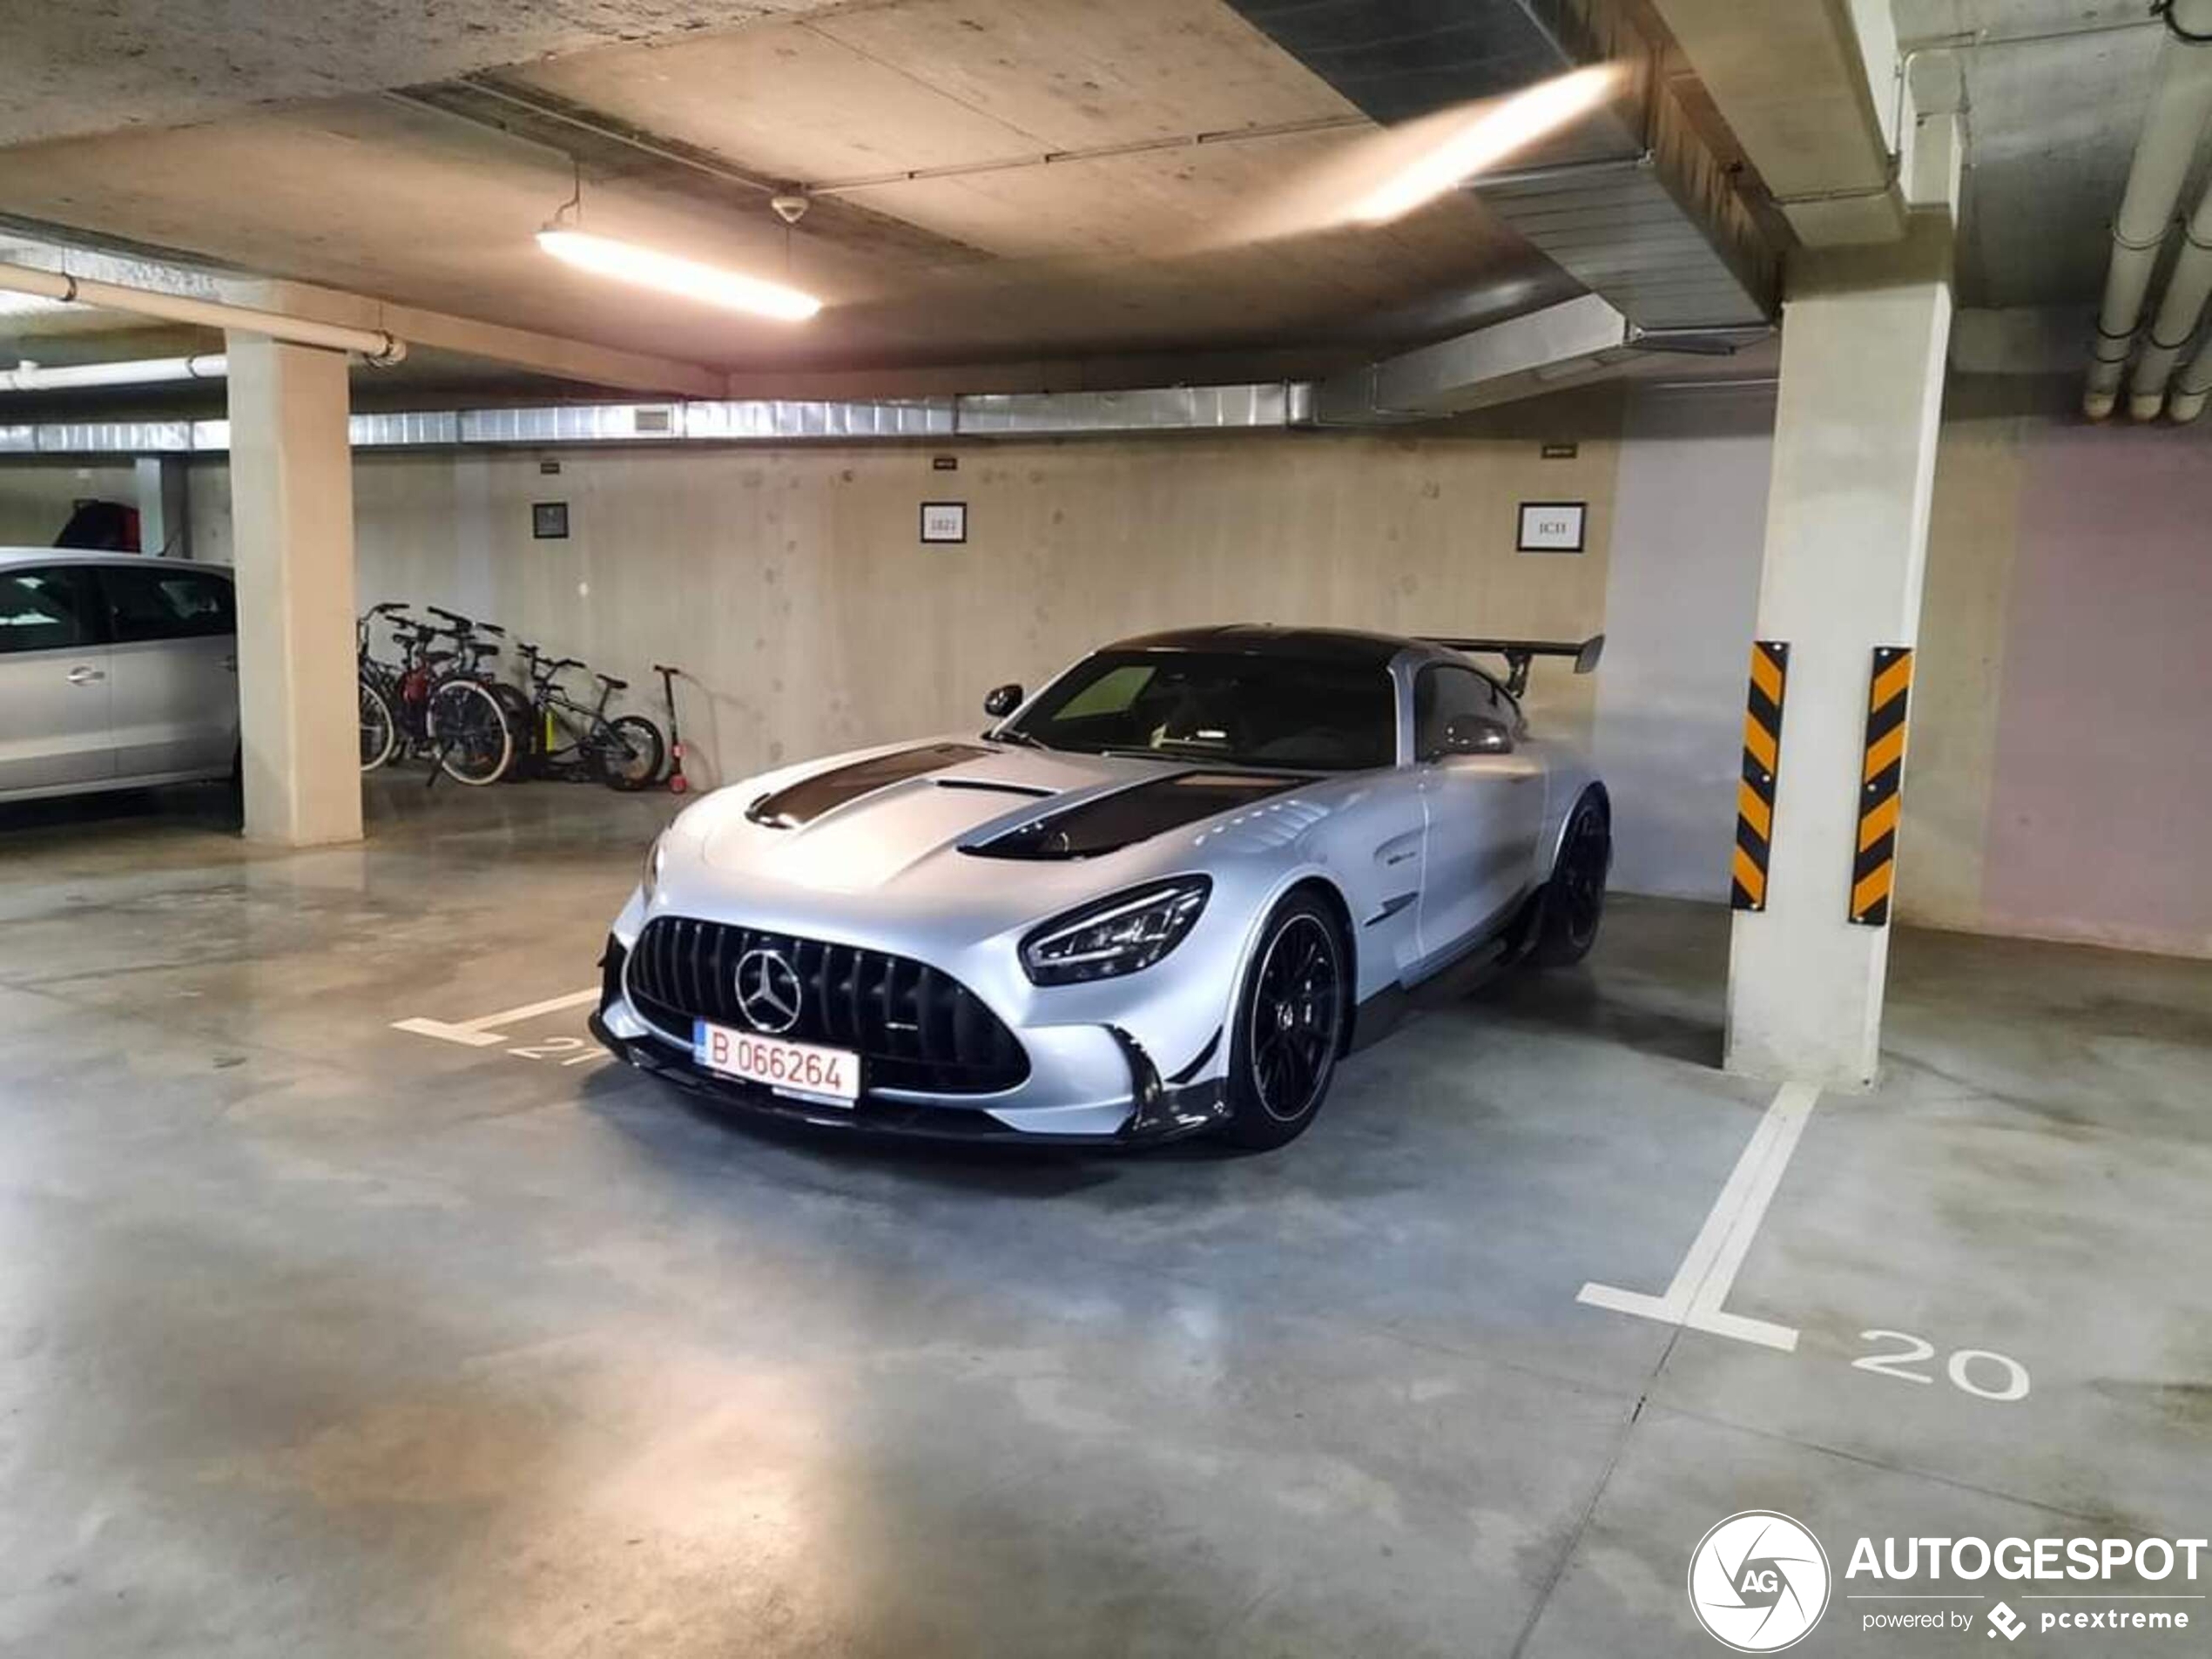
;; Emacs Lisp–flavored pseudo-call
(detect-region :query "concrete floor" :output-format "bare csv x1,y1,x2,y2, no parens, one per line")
2,776,2208,1657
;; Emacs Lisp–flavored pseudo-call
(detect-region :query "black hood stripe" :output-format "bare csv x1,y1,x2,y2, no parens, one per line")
746,743,990,828
962,770,1310,860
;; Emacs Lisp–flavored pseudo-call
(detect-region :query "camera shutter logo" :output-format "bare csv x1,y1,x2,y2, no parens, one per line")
734,948,804,1035
1687,1512,1831,1652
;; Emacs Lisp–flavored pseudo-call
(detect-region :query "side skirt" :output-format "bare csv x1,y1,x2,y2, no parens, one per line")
1347,884,1548,1054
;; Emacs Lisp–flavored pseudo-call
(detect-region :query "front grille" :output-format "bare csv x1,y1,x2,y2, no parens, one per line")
626,915,1029,1095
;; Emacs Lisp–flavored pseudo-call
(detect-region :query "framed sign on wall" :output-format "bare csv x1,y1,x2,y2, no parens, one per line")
1517,501,1586,553
532,501,570,540
920,501,968,544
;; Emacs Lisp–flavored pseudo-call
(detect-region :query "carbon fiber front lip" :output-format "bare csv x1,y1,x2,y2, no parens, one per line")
589,1010,1221,1147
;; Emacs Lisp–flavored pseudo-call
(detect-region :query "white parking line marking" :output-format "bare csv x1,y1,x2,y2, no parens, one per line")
1577,1080,1817,1352
392,988,599,1049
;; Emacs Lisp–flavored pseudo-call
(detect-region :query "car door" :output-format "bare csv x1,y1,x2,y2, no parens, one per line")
96,561,239,780
0,563,113,798
1413,663,1548,964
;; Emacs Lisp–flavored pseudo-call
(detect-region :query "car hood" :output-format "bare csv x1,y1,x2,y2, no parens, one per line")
681,738,1312,897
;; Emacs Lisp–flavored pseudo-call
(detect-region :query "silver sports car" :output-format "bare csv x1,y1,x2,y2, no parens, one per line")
590,624,1610,1150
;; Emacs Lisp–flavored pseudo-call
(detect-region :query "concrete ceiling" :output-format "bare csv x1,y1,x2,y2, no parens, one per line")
0,0,1566,385
0,0,2172,396
0,0,855,147
1895,0,2171,310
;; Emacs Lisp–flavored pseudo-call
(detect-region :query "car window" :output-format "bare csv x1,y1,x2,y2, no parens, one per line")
1414,664,1501,759
100,563,236,643
1007,650,1396,772
0,566,98,656
1055,663,1154,721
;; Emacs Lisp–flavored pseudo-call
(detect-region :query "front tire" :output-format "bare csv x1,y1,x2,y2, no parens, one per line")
1528,792,1610,967
1219,893,1347,1150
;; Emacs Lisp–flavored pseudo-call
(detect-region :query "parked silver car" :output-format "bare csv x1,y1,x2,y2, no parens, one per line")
591,624,1610,1150
0,548,239,805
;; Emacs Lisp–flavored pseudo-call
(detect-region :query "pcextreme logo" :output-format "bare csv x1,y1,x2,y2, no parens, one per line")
1688,1511,1832,1652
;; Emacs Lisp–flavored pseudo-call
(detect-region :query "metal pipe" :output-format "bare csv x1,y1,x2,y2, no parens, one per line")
0,262,405,364
2168,330,2212,419
0,354,226,391
2083,0,2212,421
2127,178,2212,416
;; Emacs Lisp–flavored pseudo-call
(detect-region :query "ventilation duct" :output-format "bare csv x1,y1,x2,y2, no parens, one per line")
1312,293,1635,423
0,386,1308,455
1223,0,1775,331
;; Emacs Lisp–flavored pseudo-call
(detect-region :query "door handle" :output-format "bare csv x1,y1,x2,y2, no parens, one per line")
221,654,237,672
66,665,107,685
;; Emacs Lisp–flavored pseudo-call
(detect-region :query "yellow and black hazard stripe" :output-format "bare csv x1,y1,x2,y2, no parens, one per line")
1850,645,1914,926
1730,641,1789,912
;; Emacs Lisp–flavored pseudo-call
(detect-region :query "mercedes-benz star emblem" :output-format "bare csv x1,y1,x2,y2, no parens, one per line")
734,948,804,1035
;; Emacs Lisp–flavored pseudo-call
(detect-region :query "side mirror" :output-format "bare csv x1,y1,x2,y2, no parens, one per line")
983,683,1024,719
1434,714,1514,758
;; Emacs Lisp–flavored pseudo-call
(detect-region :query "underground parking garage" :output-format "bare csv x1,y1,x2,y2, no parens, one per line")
2,1,2210,1655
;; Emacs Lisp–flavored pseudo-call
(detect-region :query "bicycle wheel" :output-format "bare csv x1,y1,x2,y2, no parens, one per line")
597,715,665,792
359,679,398,772
427,678,514,786
489,681,537,779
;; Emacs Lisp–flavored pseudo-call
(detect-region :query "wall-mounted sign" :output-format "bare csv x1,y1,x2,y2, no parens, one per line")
532,501,570,540
1541,442,1579,460
932,455,959,471
1516,500,1585,553
920,500,968,544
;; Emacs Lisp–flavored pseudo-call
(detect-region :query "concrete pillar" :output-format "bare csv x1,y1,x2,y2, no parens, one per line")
134,455,191,558
226,332,361,846
1724,225,1952,1089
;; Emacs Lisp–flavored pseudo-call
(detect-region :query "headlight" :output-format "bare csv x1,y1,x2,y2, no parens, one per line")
640,834,666,902
1020,877,1211,986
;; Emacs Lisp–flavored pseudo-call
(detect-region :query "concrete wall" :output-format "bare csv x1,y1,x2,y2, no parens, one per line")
1590,376,2212,961
0,460,139,546
1592,382,1773,900
6,379,2207,959
183,417,1622,792
1912,402,2212,958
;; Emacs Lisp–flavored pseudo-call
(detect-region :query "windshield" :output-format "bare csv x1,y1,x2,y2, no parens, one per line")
1000,650,1397,772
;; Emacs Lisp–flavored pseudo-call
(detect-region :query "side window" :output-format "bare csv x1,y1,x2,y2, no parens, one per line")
0,566,97,656
100,563,236,643
1413,664,1499,759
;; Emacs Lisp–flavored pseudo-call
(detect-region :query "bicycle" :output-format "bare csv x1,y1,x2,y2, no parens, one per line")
514,641,664,790
357,604,515,786
357,604,403,772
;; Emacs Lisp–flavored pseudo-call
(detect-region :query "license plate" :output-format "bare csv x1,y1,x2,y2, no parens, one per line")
694,1020,859,1105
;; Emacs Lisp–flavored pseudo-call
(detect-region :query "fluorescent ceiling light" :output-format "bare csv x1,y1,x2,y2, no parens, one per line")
0,354,226,391
1348,64,1626,225
536,228,821,322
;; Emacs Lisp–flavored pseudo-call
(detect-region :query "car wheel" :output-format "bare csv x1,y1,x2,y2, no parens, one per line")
1219,892,1347,1150
1529,792,1609,968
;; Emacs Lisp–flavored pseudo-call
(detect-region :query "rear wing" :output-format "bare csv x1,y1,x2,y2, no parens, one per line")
1420,634,1604,697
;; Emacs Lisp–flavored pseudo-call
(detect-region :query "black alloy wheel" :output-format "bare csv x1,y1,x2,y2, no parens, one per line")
1530,793,1609,967
1221,894,1346,1150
